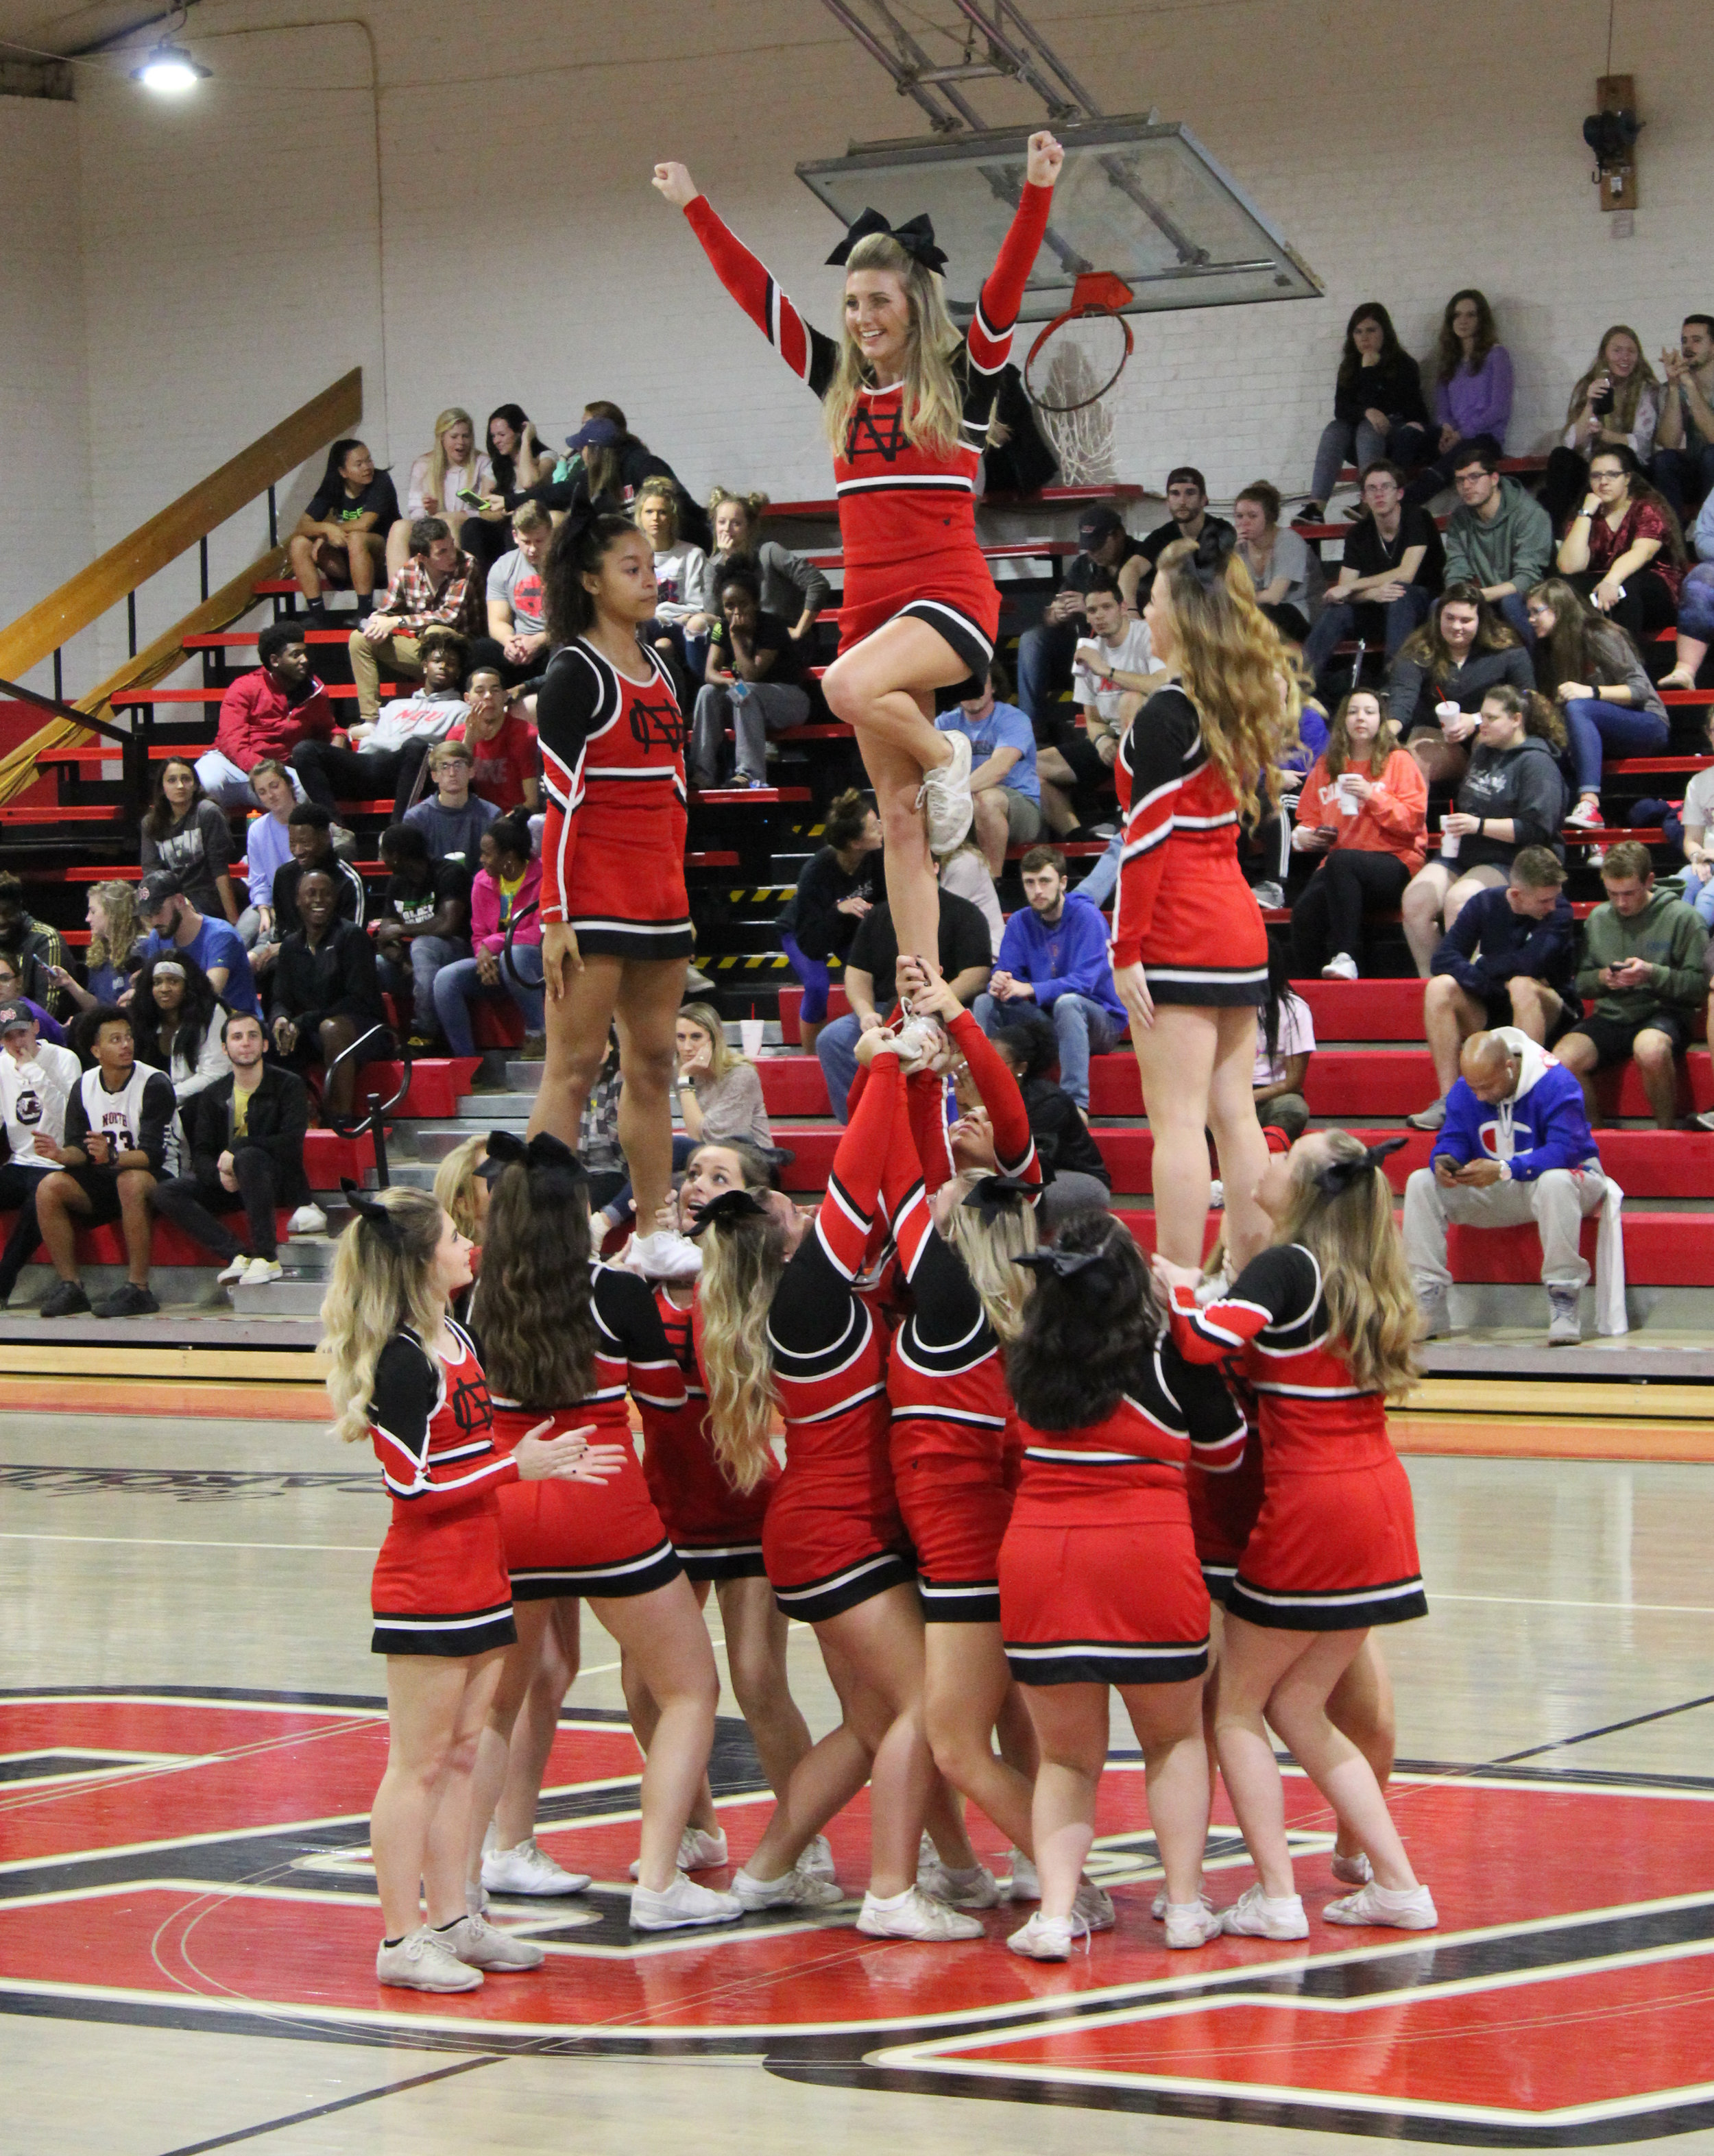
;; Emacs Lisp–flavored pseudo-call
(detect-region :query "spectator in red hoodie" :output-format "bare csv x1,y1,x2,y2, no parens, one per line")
195,622,333,808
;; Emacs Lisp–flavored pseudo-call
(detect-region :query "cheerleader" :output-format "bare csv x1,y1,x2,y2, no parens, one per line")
529,509,698,1276
1113,529,1299,1269
1157,1130,1436,1938
653,134,1063,970
1000,1213,1244,1961
468,1131,744,1933
322,1184,623,1993
693,1034,987,1937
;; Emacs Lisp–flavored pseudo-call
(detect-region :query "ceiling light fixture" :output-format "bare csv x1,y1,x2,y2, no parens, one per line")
132,8,208,94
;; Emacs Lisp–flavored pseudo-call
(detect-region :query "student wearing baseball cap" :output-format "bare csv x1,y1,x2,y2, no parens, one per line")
1015,506,1148,729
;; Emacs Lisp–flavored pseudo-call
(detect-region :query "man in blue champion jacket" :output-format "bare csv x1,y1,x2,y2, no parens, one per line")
972,845,1124,1113
1403,1027,1606,1346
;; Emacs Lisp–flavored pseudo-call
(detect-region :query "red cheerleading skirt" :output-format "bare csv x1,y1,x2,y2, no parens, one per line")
491,1405,681,1601
889,1417,1014,1624
838,550,999,692
642,1401,777,1581
371,1494,516,1658
559,799,693,963
764,1406,913,1625
1187,1429,1266,1603
1138,834,1268,1008
1226,1455,1427,1632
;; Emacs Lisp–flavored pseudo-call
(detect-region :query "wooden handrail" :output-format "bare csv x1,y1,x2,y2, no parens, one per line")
0,367,362,683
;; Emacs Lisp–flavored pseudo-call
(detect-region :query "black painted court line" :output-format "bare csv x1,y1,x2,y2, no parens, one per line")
1497,1688,1714,1765
156,2053,505,2155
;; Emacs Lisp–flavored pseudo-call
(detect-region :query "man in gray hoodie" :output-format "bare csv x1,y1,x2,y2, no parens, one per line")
1444,445,1554,644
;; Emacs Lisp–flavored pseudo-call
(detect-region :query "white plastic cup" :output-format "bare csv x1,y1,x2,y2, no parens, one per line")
740,1018,766,1061
1440,815,1461,862
1336,775,1360,816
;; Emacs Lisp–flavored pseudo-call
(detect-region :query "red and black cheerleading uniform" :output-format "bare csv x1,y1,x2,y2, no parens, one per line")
1168,1245,1428,1631
366,1319,518,1658
488,1264,686,1601
535,636,692,961
876,1008,1039,1623
1000,1342,1246,1687
762,1047,919,1622
1188,1402,1267,1607
645,1283,780,1581
1111,684,1268,1007
681,183,1052,689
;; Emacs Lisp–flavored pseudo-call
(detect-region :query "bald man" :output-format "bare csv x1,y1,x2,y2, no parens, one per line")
1403,1026,1605,1346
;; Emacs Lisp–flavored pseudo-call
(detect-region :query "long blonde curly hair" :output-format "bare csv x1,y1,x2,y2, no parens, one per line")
86,879,142,977
1273,1131,1420,1401
697,1202,786,1493
823,233,963,463
940,1174,1037,1344
1155,537,1301,825
322,1189,448,1445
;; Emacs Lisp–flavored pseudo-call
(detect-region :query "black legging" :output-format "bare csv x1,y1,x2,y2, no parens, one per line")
290,738,433,820
1564,566,1678,643
1290,849,1412,973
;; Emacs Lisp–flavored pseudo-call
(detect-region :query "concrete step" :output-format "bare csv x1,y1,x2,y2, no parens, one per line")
232,1277,327,1316
455,1089,538,1118
413,1118,526,1162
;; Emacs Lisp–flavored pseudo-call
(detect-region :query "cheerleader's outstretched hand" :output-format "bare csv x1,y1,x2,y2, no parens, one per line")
1113,960,1154,1030
1026,132,1065,187
542,922,583,1001
653,162,701,208
1150,1255,1203,1303
514,1419,629,1486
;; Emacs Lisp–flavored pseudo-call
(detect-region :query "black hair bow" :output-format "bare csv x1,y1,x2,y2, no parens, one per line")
1187,522,1238,591
485,1130,588,1202
826,207,948,274
342,1178,403,1248
1013,1244,1115,1285
1312,1135,1407,1198
963,1174,1038,1224
687,1188,769,1239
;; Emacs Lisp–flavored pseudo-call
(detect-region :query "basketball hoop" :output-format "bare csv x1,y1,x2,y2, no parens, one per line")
1023,271,1135,414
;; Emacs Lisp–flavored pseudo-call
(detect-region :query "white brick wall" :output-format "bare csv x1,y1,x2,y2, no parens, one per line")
2,0,1708,686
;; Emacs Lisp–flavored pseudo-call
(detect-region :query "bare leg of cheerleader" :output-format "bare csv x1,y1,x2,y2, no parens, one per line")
1205,1005,1272,1270
1326,1635,1396,1865
614,957,690,1230
373,1649,505,1939
740,1638,890,1883
593,1574,721,1893
467,1601,554,1886
714,1572,814,1796
1016,1683,1106,1923
1118,1677,1213,1909
492,1597,579,1852
530,952,623,1148
862,730,941,974
1133,1006,1220,1267
996,1682,1040,1782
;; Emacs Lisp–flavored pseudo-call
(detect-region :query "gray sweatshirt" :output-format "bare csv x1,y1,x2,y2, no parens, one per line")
1443,478,1554,596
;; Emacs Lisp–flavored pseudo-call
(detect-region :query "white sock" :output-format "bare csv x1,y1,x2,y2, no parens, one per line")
865,1885,911,1911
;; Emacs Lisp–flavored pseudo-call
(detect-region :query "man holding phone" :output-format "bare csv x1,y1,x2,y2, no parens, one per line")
346,516,483,726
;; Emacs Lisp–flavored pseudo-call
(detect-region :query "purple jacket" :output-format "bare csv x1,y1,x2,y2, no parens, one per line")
1437,345,1513,447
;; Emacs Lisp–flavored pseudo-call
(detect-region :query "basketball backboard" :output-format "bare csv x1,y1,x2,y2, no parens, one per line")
797,115,1321,322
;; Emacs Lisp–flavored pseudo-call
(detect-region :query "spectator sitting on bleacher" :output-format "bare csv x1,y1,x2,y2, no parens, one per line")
197,622,328,809
1303,301,1432,523
1036,573,1150,841
148,1012,313,1292
404,739,498,869
1135,468,1235,605
935,664,1042,877
1661,489,1714,692
1305,461,1446,683
1672,706,1714,930
481,500,554,683
29,1006,175,1320
451,668,540,814
706,489,832,648
815,893,991,1123
293,625,470,824
1650,315,1714,524
1556,840,1709,1131
232,760,296,952
0,1003,80,1309
47,881,143,1014
287,437,398,621
1525,577,1669,834
557,407,709,546
1388,583,1534,788
388,408,494,577
269,869,389,1124
1016,506,1148,729
1233,482,1318,640
1554,446,1686,646
374,823,472,1049
1401,687,1568,975
983,1014,1111,1228
1443,442,1553,646
349,516,482,727
136,870,259,1017
0,956,67,1044
675,1002,773,1150
0,876,67,1019
1253,944,1315,1146
973,845,1121,1114
1409,846,1580,1131
1404,1028,1606,1348
939,838,1004,956
140,758,239,928
1403,289,1512,507
1540,326,1662,532
265,808,366,965
636,476,711,636
431,814,544,1075
1290,688,1428,980
688,566,810,789
776,788,882,1057
130,954,231,1142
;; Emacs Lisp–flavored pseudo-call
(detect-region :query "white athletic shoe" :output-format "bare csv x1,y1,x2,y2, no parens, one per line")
1151,1886,1213,1919
629,1826,728,1879
242,1257,284,1286
856,1885,985,1941
917,729,974,854
442,1911,545,1971
889,1014,950,1076
731,1863,845,1911
1220,1882,1309,1939
620,1230,703,1282
1329,1850,1373,1887
287,1203,328,1235
801,1833,836,1882
1006,1910,1085,1961
483,1837,592,1896
1164,1899,1225,1949
917,1845,1003,1909
215,1255,250,1285
1006,1848,1040,1902
1072,1880,1115,1932
1320,952,1359,981
629,1870,744,1931
376,1926,482,1992
1323,1880,1438,1930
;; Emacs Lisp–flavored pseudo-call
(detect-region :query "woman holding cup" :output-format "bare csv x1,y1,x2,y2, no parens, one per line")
1289,690,1428,980
1386,583,1534,789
